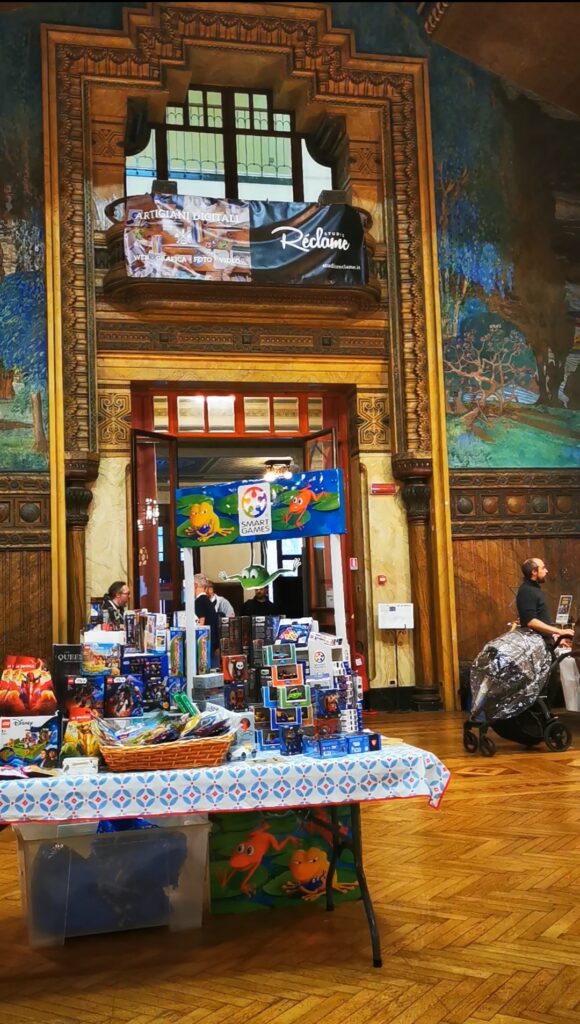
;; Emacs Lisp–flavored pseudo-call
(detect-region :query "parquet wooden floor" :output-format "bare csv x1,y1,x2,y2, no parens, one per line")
1,710,580,1024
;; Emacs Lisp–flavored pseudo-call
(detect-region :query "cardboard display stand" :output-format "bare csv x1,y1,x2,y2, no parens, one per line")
178,471,348,698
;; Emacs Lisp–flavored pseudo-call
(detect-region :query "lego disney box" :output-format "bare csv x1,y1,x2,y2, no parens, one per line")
0,714,61,769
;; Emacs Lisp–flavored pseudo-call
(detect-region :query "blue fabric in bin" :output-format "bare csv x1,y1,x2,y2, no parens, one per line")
96,818,158,833
30,830,188,939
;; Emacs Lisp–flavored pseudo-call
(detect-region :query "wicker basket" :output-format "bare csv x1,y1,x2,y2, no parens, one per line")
99,732,235,772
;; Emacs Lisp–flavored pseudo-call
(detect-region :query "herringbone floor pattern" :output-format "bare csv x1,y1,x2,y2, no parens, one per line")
1,711,580,1023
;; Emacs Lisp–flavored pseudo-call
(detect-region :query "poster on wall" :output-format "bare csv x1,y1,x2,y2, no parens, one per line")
176,469,346,548
123,194,367,286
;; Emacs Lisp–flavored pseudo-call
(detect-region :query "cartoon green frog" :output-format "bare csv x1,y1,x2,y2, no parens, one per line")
219,557,300,590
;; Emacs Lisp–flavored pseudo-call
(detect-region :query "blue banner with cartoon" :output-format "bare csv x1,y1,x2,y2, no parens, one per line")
176,469,345,548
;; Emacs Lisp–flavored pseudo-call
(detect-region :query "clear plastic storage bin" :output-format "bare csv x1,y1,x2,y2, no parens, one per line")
14,815,210,947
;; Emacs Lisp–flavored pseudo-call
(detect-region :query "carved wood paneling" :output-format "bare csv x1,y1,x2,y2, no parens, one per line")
0,548,52,667
0,475,51,549
349,389,391,454
98,386,132,457
453,535,579,662
450,470,580,537
97,322,387,358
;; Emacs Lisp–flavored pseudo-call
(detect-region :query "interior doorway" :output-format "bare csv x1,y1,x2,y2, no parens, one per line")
131,385,350,635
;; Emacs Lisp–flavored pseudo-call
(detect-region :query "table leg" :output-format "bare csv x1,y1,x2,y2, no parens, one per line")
299,804,382,968
325,805,341,912
349,803,382,968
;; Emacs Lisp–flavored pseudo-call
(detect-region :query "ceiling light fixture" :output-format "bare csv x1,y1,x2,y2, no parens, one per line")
263,457,294,482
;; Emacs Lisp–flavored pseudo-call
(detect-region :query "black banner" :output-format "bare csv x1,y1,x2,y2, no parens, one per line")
124,194,367,286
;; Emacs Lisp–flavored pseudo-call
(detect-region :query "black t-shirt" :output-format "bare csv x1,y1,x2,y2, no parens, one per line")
516,579,551,628
243,597,277,616
195,593,220,652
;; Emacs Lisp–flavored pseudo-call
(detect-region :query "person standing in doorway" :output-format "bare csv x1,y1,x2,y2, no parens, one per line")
243,586,277,616
194,574,221,665
206,581,235,618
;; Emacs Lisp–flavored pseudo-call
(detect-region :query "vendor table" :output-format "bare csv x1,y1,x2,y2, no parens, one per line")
0,743,450,967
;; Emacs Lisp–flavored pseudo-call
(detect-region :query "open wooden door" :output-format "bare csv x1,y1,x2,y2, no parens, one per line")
131,430,180,615
302,428,339,633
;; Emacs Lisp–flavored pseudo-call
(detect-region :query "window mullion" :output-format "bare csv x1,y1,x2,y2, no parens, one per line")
221,89,238,199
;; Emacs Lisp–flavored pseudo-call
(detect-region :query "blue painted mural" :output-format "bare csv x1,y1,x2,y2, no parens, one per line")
1,3,578,471
0,4,140,472
331,3,580,469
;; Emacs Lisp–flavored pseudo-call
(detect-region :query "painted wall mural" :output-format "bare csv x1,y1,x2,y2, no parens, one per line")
331,3,580,469
0,4,140,472
0,3,578,472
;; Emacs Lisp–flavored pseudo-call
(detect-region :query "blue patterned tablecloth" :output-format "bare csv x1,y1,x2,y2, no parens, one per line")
0,743,450,823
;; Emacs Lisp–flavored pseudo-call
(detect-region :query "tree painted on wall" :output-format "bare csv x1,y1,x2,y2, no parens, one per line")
0,271,48,455
443,314,536,427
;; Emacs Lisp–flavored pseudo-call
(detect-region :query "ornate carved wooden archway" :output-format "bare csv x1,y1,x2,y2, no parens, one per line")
43,2,458,706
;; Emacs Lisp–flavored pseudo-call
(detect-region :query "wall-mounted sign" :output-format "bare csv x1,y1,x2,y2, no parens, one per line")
370,483,397,495
124,194,367,286
378,603,414,630
176,469,346,548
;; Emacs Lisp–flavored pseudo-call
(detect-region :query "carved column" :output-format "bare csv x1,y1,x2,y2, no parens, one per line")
65,455,99,643
393,456,442,710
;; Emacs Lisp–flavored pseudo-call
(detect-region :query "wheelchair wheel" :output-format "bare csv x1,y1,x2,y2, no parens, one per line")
544,720,572,752
463,728,478,754
479,735,496,757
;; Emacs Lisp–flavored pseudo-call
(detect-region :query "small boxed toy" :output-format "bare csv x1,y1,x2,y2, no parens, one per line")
279,725,302,756
272,663,304,687
252,704,270,730
270,706,301,728
64,675,105,719
261,685,279,709
340,709,362,734
301,734,320,758
224,683,247,712
52,644,82,704
61,719,100,760
313,687,340,718
312,716,341,738
82,642,120,678
168,629,185,676
166,676,187,708
235,711,255,750
301,704,314,729
278,683,311,710
0,658,58,716
319,736,348,758
256,728,280,750
0,714,61,768
121,653,169,681
143,676,172,712
196,626,211,674
367,733,382,752
308,633,348,678
346,733,370,754
276,618,314,645
262,643,295,667
105,675,144,718
124,611,138,649
222,654,248,684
